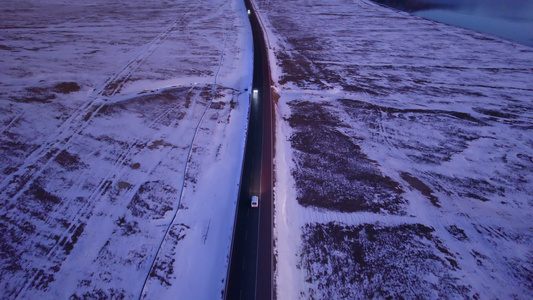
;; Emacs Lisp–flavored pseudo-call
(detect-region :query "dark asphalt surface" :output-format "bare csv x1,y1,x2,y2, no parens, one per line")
225,1,273,299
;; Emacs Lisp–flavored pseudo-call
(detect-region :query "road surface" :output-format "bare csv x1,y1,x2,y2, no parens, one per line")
225,0,273,299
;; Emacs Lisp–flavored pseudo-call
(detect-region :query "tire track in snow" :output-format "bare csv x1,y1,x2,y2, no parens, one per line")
0,111,24,135
138,9,233,298
13,86,203,299
44,86,199,258
10,1,206,294
377,106,394,149
0,0,204,209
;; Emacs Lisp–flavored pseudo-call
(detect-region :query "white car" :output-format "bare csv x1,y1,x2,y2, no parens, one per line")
251,195,259,208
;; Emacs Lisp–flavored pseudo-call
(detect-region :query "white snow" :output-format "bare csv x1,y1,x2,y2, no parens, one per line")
254,0,533,298
0,0,253,299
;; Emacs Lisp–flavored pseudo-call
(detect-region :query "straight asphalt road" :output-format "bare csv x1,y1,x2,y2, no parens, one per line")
225,0,273,299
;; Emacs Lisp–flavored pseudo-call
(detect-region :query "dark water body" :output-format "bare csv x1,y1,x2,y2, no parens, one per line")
372,0,533,46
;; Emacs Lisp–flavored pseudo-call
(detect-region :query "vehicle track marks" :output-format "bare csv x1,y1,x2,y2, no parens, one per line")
0,0,204,209
13,85,202,299
10,1,206,294
138,6,233,298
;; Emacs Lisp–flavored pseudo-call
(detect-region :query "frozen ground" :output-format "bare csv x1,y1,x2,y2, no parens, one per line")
253,0,533,299
0,0,252,299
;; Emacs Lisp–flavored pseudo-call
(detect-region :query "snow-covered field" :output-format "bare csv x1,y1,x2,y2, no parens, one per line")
0,0,252,298
253,0,533,298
